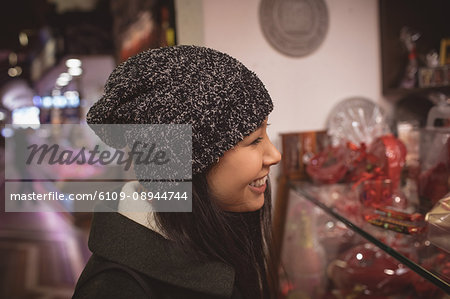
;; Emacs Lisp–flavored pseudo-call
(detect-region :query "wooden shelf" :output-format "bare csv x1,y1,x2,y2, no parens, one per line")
380,0,450,98
383,86,450,99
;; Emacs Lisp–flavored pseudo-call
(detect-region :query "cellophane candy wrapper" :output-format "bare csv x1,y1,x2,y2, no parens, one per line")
307,98,395,185
308,97,408,190
419,128,450,207
305,145,349,184
326,97,391,147
305,142,378,185
367,134,407,190
306,134,407,189
328,243,449,298
426,193,450,254
327,243,414,297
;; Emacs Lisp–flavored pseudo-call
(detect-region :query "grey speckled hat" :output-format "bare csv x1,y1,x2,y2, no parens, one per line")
87,45,273,174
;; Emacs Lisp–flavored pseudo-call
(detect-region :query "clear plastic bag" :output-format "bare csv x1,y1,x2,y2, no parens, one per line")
326,97,391,146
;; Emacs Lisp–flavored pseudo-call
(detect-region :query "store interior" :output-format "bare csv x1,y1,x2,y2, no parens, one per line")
0,0,449,298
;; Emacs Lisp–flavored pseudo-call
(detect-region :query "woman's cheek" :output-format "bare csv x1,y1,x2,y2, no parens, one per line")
243,151,264,171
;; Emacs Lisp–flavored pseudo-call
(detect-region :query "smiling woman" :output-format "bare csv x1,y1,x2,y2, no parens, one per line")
207,119,281,212
73,45,281,299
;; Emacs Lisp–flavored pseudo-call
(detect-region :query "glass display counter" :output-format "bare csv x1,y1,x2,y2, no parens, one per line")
276,180,450,298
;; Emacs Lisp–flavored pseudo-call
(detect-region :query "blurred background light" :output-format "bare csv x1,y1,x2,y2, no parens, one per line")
18,31,28,46
68,67,82,76
1,127,14,138
12,106,40,126
42,96,52,108
8,52,17,65
32,95,42,107
65,58,82,68
56,77,69,86
53,95,67,108
59,72,72,81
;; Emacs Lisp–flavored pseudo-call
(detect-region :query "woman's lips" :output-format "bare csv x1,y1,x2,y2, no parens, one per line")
248,175,268,194
248,182,267,194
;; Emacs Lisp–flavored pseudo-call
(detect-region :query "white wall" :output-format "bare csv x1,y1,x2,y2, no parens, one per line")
176,0,388,197
175,0,205,46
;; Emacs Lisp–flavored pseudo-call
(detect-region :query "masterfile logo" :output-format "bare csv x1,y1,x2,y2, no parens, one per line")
4,124,193,213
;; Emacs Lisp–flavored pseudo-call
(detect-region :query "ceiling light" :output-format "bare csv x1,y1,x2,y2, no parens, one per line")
19,32,28,46
64,90,79,99
7,66,22,77
8,52,17,65
68,67,83,76
56,77,69,86
8,68,18,77
43,96,52,108
65,58,82,68
59,72,72,81
14,66,22,76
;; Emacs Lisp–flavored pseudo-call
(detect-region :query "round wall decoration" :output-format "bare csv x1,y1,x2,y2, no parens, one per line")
259,0,329,57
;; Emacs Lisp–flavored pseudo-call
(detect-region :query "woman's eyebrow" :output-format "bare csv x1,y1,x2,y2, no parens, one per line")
258,119,268,128
260,121,270,129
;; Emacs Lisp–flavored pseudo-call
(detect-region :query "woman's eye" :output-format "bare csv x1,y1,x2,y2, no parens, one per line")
251,137,263,145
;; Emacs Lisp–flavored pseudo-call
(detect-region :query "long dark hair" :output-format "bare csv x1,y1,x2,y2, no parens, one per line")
152,172,278,298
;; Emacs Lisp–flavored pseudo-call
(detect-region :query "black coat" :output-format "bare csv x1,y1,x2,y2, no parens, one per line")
72,203,243,298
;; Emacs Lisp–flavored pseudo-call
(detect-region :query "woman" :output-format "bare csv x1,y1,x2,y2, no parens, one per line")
73,45,281,298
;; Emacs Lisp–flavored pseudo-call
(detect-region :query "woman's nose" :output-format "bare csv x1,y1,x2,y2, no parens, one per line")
264,139,281,166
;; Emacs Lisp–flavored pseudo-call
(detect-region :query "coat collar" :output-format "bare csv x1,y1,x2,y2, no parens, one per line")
116,181,168,239
88,202,236,297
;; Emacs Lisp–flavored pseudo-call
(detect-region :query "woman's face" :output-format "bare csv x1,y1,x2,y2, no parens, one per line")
206,118,281,212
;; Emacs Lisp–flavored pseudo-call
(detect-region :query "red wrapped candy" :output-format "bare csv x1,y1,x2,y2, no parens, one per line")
368,134,407,190
306,145,349,184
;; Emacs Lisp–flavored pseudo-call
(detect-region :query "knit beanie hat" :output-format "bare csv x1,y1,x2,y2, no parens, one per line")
87,45,273,174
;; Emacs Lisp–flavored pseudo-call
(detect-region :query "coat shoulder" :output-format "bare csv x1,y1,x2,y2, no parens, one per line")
73,267,149,299
73,255,234,299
